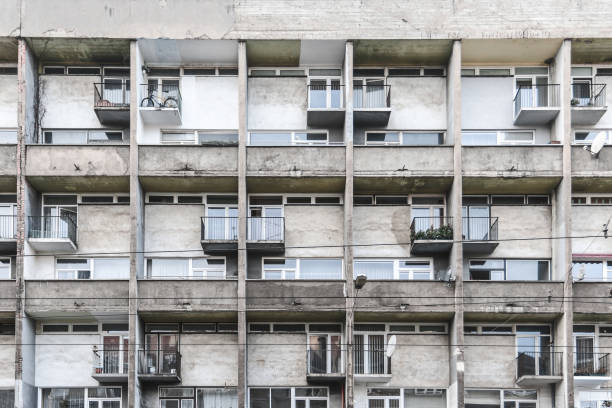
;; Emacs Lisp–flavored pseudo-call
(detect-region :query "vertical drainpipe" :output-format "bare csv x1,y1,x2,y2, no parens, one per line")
237,40,249,408
343,40,355,408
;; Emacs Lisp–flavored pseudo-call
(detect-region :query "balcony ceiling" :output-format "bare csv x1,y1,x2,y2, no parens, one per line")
572,38,612,64
247,40,346,66
26,37,130,64
353,40,453,66
462,39,562,65
139,39,238,65
0,38,17,62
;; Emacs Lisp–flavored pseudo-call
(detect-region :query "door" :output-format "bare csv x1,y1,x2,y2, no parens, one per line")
309,335,328,374
412,206,444,233
462,206,490,240
572,78,592,106
43,205,76,238
575,335,596,375
0,205,15,239
516,76,548,108
249,207,283,241
160,334,178,374
102,336,121,374
207,207,238,240
368,335,385,374
102,78,126,105
308,79,340,109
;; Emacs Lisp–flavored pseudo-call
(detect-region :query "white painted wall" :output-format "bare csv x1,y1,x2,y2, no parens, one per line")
0,335,15,387
40,75,102,130
35,333,98,387
0,75,17,128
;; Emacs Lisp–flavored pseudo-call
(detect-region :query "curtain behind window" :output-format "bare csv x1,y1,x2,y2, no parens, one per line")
197,388,238,408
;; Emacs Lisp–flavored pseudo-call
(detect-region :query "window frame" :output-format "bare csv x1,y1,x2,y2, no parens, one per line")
248,130,330,146
353,259,434,281
461,130,536,145
573,129,612,145
364,130,445,146
468,259,551,281
260,258,344,280
55,257,130,280
145,257,227,280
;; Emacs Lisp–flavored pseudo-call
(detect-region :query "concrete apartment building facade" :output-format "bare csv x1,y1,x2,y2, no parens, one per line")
0,1,611,407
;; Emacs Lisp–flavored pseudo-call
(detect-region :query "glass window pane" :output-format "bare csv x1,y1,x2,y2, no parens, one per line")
300,259,342,279
354,261,394,279
404,389,446,408
367,132,399,144
462,132,497,145
197,388,238,408
573,261,604,281
44,131,88,144
199,133,238,145
161,133,194,143
506,260,548,281
479,68,511,76
150,259,189,279
402,132,443,145
572,67,593,77
270,389,291,408
250,133,292,146
94,258,129,279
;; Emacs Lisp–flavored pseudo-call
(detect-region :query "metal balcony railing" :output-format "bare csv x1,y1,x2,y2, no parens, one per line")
247,217,284,242
27,215,77,242
571,83,607,108
410,217,453,242
353,84,391,109
94,82,130,107
93,348,127,376
138,349,181,377
354,348,392,375
139,83,182,113
307,349,343,375
0,215,16,240
308,84,344,109
575,352,610,377
513,84,560,117
516,351,563,378
462,217,498,241
201,217,239,241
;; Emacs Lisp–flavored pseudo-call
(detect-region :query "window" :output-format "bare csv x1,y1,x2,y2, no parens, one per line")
261,258,342,280
250,68,306,77
308,70,342,109
0,129,17,144
354,259,433,280
0,323,15,335
0,389,14,408
249,388,327,408
182,67,238,76
0,67,17,75
572,261,611,281
462,131,535,145
469,259,550,281
572,195,612,205
159,388,195,408
249,131,329,146
160,130,238,145
0,259,10,280
574,130,611,145
146,258,226,280
43,130,125,144
87,387,122,408
375,196,408,205
56,258,129,280
42,388,85,408
367,388,400,408
197,388,238,408
404,389,446,408
365,131,444,145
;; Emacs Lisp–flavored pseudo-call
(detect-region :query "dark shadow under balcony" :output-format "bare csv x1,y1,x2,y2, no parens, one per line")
306,83,345,127
410,216,453,256
138,349,181,383
515,351,563,387
513,84,560,125
94,82,130,126
571,83,607,126
92,348,128,383
462,217,499,254
574,352,611,387
353,84,391,126
27,215,77,252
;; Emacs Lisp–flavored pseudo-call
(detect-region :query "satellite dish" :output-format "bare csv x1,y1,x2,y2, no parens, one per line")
386,335,397,358
583,131,607,157
576,265,585,281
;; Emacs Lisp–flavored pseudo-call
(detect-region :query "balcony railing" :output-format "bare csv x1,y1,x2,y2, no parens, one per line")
410,217,453,241
94,82,130,107
93,348,127,376
462,217,498,241
571,83,607,108
575,352,610,377
513,84,560,117
0,215,16,239
353,84,391,109
308,84,344,109
247,217,284,242
201,217,238,241
516,351,563,378
27,215,77,242
138,349,181,377
307,349,343,376
139,83,182,113
354,348,392,375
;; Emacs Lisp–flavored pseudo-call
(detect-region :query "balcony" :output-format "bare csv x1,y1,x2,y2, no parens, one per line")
353,84,391,126
354,348,392,382
574,352,611,387
0,145,16,188
92,348,128,383
93,82,130,126
307,83,345,127
139,83,182,125
573,282,612,315
138,279,237,313
0,215,16,253
307,349,345,383
571,83,607,126
201,216,239,254
515,351,563,387
27,215,77,252
462,217,499,254
513,84,560,125
0,280,16,314
410,216,453,255
138,349,181,383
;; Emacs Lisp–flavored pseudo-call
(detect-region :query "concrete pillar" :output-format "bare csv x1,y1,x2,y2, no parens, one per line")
128,39,145,408
551,39,574,408
343,40,355,408
237,40,248,408
446,40,465,408
15,38,38,408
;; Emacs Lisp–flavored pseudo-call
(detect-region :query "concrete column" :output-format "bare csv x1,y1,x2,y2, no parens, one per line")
446,40,465,408
15,38,38,408
128,40,145,408
237,40,248,408
551,39,574,408
343,41,355,408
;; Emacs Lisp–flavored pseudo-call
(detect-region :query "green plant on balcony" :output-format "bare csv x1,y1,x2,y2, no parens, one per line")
411,224,453,241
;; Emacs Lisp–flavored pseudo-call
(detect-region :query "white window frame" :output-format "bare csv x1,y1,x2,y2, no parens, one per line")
462,130,535,145
366,388,401,408
573,129,612,145
306,331,344,375
248,130,330,146
145,257,227,280
259,258,344,280
307,68,343,110
0,257,10,280
247,387,329,408
364,131,445,146
96,333,129,377
353,259,433,281
55,257,130,280
572,259,612,281
248,67,307,76
461,66,514,76
571,194,612,205
42,129,127,144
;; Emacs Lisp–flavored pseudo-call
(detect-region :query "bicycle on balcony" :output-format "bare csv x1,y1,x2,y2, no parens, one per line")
140,85,179,109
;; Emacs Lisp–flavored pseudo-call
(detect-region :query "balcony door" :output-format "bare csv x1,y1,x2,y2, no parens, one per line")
100,334,128,375
145,333,179,375
516,326,552,377
354,334,387,375
516,76,549,108
0,204,16,239
462,203,490,240
42,195,77,239
354,78,386,109
309,78,342,109
575,333,596,376
249,206,283,241
206,207,238,240
412,206,445,233
308,333,342,374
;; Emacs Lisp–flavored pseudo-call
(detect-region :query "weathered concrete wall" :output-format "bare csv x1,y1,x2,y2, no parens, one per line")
40,75,102,130
386,77,446,130
461,77,551,143
464,334,516,388
0,335,15,387
139,146,238,175
35,333,98,387
23,254,53,280
0,145,17,176
247,333,307,386
354,146,454,176
246,280,345,311
25,145,130,176
284,205,343,257
462,146,563,175
356,281,455,315
571,146,612,179
248,77,306,129
0,75,17,127
247,146,345,176
138,280,238,312
353,206,411,257
571,205,612,255
180,333,238,386
77,204,130,253
144,204,203,254
488,205,552,259
140,76,239,143
573,283,612,315
0,280,15,312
